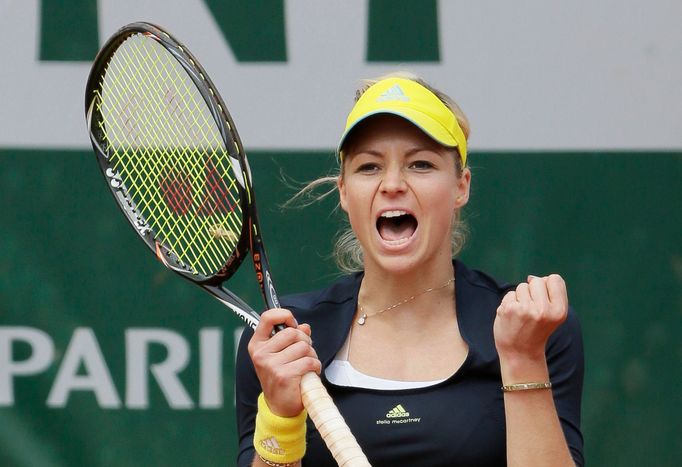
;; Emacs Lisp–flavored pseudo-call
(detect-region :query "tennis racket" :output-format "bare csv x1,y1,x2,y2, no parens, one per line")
85,22,370,467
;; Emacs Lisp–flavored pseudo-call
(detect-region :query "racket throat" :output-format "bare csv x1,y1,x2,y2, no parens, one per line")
203,284,260,329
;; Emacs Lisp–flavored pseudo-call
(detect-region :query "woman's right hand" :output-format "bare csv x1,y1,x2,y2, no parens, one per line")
248,308,321,417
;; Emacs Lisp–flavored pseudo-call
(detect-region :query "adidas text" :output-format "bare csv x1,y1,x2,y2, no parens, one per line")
376,404,421,424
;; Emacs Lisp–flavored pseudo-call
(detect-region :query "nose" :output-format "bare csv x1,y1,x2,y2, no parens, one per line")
380,164,406,194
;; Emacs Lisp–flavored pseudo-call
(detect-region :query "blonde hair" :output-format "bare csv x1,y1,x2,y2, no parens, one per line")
289,72,470,273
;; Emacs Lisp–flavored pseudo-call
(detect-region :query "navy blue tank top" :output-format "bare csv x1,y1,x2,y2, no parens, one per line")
236,261,584,466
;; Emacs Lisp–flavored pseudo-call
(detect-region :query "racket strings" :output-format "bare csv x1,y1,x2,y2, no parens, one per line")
106,41,214,204
98,67,222,267
96,33,244,276
112,39,243,255
115,41,242,272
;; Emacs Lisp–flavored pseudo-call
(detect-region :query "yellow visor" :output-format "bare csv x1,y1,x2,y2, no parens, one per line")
337,77,467,166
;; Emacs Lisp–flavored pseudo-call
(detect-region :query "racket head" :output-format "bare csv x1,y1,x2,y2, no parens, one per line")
85,22,256,285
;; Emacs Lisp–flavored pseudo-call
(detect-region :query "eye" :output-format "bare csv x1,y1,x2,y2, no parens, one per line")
356,162,380,173
409,160,435,170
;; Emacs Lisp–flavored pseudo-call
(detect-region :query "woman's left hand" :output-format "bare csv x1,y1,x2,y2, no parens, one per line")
493,274,569,362
494,274,577,467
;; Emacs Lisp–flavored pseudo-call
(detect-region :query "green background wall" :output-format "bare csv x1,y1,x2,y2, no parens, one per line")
1,149,680,465
2,1,681,464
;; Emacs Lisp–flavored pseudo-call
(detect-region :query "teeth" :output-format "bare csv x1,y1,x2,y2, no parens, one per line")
381,210,407,218
385,237,410,246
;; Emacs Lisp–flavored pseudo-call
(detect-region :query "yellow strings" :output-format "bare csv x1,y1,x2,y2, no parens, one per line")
97,33,243,276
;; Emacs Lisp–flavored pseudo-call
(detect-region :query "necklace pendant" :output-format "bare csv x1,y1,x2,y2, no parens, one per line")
357,314,367,325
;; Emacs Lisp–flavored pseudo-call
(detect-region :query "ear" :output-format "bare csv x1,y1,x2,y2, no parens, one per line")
454,167,471,209
338,174,349,213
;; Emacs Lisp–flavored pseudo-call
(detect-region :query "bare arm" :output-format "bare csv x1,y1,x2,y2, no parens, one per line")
495,275,577,467
500,355,575,466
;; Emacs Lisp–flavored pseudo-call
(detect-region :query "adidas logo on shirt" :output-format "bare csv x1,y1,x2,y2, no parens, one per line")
386,404,410,418
259,436,285,455
376,84,409,102
376,403,421,425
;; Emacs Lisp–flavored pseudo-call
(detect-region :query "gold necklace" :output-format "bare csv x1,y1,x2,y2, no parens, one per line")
356,277,455,325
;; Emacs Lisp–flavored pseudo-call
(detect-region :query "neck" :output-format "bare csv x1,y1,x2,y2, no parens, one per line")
358,258,456,319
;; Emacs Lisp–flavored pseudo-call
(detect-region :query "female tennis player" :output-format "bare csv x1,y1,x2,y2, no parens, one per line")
235,73,584,467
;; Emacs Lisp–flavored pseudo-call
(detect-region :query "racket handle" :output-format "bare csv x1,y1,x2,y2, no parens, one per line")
300,372,371,467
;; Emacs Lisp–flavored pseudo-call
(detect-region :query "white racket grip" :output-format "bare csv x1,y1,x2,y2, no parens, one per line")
300,372,371,467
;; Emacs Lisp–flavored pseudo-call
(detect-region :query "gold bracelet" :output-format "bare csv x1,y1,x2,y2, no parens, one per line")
502,382,552,392
258,455,299,467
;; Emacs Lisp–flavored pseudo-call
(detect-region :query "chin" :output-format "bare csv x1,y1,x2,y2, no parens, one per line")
366,251,428,276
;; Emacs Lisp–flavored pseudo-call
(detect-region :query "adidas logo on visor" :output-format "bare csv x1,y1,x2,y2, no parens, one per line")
376,84,409,102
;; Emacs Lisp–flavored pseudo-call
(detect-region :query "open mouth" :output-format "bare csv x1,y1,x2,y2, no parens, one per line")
376,210,418,245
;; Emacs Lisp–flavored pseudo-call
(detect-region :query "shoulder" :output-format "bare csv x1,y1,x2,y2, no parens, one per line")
280,272,360,321
455,260,515,302
454,260,583,361
454,261,515,358
456,259,581,326
462,261,583,356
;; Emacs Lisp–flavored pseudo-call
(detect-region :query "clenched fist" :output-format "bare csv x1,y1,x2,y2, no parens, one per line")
494,274,569,362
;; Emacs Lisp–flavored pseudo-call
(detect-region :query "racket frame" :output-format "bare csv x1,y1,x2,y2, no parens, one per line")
85,22,278,323
86,22,370,466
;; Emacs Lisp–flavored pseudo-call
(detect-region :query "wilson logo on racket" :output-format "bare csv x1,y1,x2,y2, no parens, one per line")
160,170,193,215
160,158,237,217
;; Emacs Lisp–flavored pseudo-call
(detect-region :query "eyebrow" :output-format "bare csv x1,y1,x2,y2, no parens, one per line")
350,146,443,158
405,146,443,157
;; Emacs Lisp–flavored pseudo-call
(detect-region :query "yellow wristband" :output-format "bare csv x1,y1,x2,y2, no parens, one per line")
254,393,307,464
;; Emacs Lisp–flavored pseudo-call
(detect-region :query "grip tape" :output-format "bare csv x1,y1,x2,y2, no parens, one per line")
300,372,371,467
